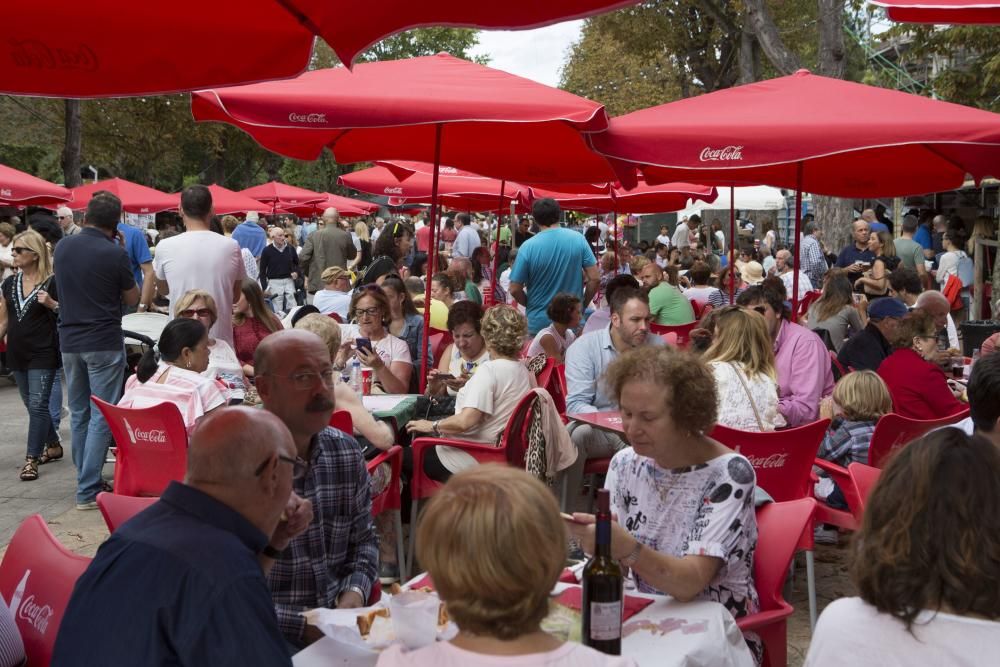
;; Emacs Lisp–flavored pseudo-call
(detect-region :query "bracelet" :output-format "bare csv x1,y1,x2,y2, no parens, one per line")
432,421,441,437
619,541,643,569
262,544,284,559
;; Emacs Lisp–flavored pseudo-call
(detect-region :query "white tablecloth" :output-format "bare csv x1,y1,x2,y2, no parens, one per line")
293,584,753,667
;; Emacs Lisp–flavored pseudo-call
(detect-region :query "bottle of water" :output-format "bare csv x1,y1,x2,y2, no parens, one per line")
349,358,362,395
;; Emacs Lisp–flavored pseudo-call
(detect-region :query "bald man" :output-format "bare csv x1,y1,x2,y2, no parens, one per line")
255,330,378,647
53,408,312,667
300,207,357,294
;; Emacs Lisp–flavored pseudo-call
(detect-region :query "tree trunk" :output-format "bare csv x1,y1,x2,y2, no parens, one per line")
61,99,82,187
744,0,801,75
812,195,854,258
817,0,847,78
738,22,760,84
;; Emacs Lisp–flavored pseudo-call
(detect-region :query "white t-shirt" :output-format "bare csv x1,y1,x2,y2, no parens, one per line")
672,224,690,249
805,597,1000,667
655,234,671,247
313,289,352,320
683,285,716,304
527,324,576,358
437,358,537,472
377,641,636,667
339,324,412,370
715,230,726,254
153,231,244,347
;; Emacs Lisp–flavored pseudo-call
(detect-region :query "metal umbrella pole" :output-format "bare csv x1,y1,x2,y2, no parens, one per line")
419,124,443,393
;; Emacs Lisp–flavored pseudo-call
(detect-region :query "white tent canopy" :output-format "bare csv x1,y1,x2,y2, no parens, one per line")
675,186,786,218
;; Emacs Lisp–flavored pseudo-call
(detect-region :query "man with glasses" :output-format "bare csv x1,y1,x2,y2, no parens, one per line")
255,330,378,648
55,206,81,237
53,407,312,666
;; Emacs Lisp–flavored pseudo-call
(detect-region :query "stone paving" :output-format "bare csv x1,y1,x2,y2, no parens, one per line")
0,374,850,665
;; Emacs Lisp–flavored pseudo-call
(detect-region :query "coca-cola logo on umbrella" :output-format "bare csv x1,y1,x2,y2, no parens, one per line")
9,40,99,72
699,145,744,162
0,188,11,198
383,186,403,195
287,112,328,124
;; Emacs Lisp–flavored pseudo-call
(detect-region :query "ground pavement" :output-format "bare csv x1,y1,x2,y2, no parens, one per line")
0,377,851,665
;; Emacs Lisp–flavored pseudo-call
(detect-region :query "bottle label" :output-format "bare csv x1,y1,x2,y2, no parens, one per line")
589,601,622,641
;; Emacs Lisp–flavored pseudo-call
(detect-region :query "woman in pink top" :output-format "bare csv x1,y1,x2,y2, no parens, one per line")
377,465,635,667
119,318,227,433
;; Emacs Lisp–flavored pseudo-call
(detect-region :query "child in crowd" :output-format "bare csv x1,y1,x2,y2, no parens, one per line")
815,370,893,509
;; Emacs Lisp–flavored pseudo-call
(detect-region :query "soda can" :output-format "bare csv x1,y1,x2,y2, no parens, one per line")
361,369,373,396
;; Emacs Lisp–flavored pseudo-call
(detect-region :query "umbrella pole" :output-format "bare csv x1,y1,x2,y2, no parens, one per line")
793,163,803,318
729,185,735,304
489,180,505,307
613,210,619,276
420,125,443,393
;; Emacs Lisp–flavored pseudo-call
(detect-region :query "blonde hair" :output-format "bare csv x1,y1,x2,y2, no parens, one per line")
833,370,893,422
220,215,239,234
630,255,650,273
11,230,53,281
480,304,527,358
174,289,218,326
354,221,370,243
968,215,996,254
703,307,777,380
416,465,566,640
294,313,341,357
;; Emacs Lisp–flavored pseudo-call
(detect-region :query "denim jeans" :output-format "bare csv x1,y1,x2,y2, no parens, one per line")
48,370,63,435
12,368,59,459
62,349,125,504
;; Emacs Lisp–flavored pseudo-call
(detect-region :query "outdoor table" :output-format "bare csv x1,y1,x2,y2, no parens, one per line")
292,579,754,667
567,411,625,436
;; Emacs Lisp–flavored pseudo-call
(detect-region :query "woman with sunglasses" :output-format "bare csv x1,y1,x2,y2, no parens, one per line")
877,310,966,420
0,230,61,481
119,318,227,434
334,285,412,395
174,289,246,403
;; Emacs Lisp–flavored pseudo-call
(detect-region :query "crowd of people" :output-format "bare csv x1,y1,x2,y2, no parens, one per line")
0,187,998,666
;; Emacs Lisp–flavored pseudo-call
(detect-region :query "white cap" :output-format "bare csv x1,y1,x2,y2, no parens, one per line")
246,211,259,222
56,206,73,218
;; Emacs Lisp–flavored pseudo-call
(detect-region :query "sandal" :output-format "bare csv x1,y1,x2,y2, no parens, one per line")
19,457,39,481
38,443,63,465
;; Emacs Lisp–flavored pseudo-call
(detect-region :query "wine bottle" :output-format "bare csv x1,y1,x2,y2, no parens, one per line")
582,489,623,655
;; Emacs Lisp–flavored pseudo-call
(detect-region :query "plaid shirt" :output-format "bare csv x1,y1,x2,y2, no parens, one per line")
800,234,828,288
818,417,876,468
267,427,378,642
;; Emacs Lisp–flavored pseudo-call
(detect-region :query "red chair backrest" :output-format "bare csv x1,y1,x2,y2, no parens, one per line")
795,290,822,322
848,463,881,517
753,499,816,614
519,338,533,359
327,312,343,323
690,300,705,319
711,419,830,502
867,409,969,468
96,492,158,533
649,321,698,346
502,391,543,469
0,515,91,667
329,410,353,434
91,396,188,497
830,350,849,379
367,446,403,516
535,356,556,388
428,328,452,365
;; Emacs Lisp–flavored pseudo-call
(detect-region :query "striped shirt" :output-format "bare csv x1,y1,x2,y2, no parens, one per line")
818,417,877,468
266,427,378,645
119,363,228,432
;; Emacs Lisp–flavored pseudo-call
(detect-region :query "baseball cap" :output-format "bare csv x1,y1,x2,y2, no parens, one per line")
868,297,908,320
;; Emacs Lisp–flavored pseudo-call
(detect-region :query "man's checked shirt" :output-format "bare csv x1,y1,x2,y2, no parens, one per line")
818,417,876,469
800,233,828,289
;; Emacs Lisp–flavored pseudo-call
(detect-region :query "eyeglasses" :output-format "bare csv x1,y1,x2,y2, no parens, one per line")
178,308,214,318
354,306,381,319
262,368,337,391
11,247,36,255
56,215,71,220
254,454,308,480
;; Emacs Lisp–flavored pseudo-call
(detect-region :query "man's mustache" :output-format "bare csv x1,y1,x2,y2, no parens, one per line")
305,395,335,413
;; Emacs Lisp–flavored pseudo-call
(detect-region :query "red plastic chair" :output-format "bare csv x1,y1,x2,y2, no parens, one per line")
329,409,353,433
711,418,829,630
96,492,158,532
91,396,189,497
690,299,706,319
327,312,343,323
534,360,567,416
737,499,817,667
812,459,862,534
428,328,452,366
0,515,91,667
649,320,698,346
795,289,822,323
829,351,849,380
519,338,533,359
867,408,969,468
408,391,538,572
848,462,881,517
368,446,406,582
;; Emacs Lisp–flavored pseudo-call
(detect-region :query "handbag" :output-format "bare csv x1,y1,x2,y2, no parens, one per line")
942,273,964,311
729,362,766,432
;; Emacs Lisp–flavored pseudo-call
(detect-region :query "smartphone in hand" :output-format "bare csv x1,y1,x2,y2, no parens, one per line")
355,338,373,355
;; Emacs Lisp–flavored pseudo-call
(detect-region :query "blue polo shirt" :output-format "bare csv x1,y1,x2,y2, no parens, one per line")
834,244,876,269
52,482,291,667
117,222,152,287
231,220,267,258
913,224,933,250
53,227,135,353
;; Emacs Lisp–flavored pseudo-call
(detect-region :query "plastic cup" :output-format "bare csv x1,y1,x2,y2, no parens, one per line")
389,591,440,649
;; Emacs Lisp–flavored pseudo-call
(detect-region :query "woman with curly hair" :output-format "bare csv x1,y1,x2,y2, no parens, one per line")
407,305,536,482
805,428,1000,665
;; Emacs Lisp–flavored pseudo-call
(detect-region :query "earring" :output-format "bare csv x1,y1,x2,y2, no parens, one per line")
186,361,192,369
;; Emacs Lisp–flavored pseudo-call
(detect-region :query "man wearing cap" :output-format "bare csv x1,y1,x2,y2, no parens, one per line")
55,206,81,237
636,257,695,326
300,208,357,295
837,297,908,372
313,267,353,321
232,211,267,260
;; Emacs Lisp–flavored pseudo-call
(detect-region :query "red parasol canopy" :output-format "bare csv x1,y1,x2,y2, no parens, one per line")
69,178,178,215
525,180,718,214
591,69,1000,197
278,192,380,217
239,182,327,210
169,184,271,216
192,54,616,186
341,164,526,204
0,165,72,207
868,0,1000,23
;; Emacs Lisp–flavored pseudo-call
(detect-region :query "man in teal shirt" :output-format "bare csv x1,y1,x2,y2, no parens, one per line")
509,199,600,334
637,258,695,325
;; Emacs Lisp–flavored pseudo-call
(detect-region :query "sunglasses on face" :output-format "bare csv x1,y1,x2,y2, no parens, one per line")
11,247,36,255
178,308,214,318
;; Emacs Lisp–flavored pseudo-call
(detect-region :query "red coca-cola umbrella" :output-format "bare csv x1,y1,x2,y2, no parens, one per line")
526,180,717,214
0,165,72,207
170,184,271,216
868,0,1000,23
4,1,638,97
279,193,380,218
591,69,1000,310
239,182,327,214
69,178,178,215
